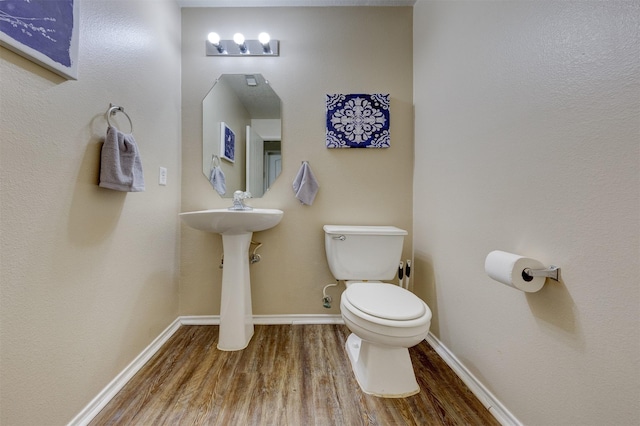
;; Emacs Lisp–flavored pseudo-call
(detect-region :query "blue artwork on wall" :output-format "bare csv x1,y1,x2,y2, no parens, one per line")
0,0,78,79
326,94,390,148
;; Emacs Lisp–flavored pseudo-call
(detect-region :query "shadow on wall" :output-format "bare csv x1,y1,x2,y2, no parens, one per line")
1,47,66,84
526,278,585,351
413,251,439,337
412,247,583,349
67,134,126,246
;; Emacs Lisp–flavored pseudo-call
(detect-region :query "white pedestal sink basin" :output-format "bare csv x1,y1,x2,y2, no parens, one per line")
179,208,283,350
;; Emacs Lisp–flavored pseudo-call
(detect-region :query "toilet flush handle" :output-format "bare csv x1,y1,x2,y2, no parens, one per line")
332,235,346,241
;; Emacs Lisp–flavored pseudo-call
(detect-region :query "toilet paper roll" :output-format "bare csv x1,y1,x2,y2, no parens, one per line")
484,250,546,292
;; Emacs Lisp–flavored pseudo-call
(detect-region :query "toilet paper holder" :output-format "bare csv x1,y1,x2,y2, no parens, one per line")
522,265,560,282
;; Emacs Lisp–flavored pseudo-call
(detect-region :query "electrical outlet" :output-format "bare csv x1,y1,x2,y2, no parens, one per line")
159,167,167,186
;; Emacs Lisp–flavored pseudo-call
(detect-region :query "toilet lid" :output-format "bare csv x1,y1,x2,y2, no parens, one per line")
344,283,426,321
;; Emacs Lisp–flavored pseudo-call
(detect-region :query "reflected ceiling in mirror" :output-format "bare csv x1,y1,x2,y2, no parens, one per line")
203,74,282,198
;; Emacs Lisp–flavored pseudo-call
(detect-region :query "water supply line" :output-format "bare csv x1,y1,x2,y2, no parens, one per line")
218,240,263,269
404,259,411,290
250,240,262,264
322,281,339,308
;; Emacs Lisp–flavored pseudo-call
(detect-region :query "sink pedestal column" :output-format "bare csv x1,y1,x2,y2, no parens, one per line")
218,232,254,350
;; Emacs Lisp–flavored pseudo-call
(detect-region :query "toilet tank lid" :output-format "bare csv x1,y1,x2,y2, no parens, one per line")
323,225,407,236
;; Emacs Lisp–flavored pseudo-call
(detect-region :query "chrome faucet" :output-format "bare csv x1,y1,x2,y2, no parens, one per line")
229,190,253,211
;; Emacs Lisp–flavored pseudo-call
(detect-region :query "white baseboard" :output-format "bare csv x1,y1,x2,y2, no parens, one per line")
179,314,344,325
254,314,344,325
425,333,521,426
178,315,220,325
68,314,343,425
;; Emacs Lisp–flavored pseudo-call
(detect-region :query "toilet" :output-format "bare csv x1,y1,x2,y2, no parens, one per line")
324,225,432,398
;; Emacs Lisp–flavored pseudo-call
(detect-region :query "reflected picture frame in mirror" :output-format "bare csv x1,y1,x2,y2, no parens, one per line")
220,122,235,163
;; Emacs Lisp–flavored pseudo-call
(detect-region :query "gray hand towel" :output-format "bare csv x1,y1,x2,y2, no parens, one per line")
99,126,145,192
292,162,319,205
209,166,226,196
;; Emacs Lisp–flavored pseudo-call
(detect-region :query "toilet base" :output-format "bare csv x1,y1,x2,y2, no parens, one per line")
345,333,420,398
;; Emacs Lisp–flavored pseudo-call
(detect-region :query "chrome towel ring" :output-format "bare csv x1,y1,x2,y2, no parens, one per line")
106,103,133,133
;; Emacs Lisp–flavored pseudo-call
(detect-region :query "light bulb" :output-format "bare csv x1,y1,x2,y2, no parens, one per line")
258,32,270,45
207,32,220,45
233,33,245,45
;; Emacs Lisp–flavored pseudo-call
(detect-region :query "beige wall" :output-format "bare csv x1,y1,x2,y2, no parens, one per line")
413,1,639,425
181,7,414,315
0,1,182,424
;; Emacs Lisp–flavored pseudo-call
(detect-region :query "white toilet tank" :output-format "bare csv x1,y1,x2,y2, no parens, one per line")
323,225,407,281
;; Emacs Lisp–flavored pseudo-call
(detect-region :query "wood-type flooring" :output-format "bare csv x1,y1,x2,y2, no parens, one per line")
90,325,500,425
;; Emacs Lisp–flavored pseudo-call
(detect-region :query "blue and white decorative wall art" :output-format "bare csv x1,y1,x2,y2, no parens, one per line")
0,0,79,80
220,122,235,163
326,94,390,148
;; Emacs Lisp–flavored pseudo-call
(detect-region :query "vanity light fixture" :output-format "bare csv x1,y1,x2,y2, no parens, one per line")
207,32,225,54
206,32,279,57
233,33,247,53
258,32,271,53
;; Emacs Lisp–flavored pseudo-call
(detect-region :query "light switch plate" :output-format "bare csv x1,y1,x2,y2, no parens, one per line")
159,167,167,186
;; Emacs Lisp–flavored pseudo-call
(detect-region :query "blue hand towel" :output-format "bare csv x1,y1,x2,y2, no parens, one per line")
99,126,145,192
292,162,319,205
209,166,226,196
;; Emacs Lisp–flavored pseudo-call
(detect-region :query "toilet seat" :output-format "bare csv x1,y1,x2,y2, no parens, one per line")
344,282,426,321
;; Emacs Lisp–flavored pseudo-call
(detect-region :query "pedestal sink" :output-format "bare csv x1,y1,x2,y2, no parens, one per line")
179,208,283,350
